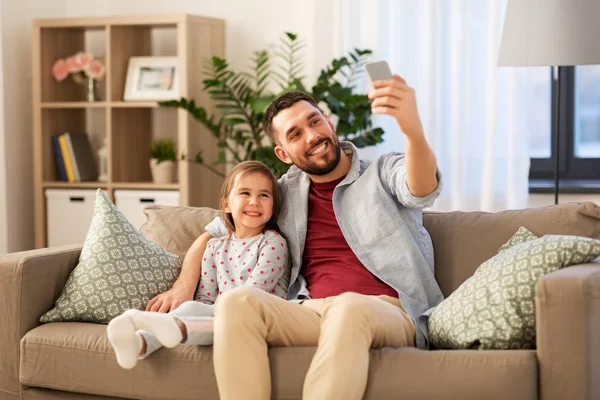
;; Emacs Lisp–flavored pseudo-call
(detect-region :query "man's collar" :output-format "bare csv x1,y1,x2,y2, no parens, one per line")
340,141,361,184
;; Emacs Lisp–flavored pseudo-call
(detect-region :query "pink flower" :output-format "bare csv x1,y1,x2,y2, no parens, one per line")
52,59,68,81
86,59,105,80
75,52,93,70
65,56,80,73
52,51,106,84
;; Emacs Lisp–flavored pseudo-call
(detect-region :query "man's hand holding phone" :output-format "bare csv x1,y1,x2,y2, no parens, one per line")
364,61,424,139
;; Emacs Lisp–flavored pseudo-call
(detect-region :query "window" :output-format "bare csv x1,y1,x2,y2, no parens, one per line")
527,68,552,159
529,66,600,183
574,66,600,159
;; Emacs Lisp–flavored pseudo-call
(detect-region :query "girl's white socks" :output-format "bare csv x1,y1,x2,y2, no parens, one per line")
106,313,143,369
107,309,183,369
126,309,183,348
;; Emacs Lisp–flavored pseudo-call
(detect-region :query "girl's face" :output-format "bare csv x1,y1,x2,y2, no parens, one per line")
224,172,274,238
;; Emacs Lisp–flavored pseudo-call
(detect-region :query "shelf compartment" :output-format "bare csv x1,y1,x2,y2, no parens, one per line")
109,25,177,102
42,108,106,182
40,26,107,103
111,108,152,183
111,107,178,183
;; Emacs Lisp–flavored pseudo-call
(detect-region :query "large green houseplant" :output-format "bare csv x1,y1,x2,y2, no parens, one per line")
159,33,384,177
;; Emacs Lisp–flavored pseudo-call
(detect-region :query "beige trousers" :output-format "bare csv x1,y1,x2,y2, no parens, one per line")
213,287,416,400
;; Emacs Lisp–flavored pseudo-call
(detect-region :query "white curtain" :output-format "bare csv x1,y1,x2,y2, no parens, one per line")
318,0,535,212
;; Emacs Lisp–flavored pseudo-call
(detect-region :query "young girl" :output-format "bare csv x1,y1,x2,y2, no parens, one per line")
107,161,290,369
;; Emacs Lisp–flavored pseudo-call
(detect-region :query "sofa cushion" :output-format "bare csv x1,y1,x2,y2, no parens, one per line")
140,205,220,260
20,323,537,400
40,190,181,324
424,202,600,297
20,323,218,400
428,234,600,349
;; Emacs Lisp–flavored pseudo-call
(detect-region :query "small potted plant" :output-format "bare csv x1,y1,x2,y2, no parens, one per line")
149,138,177,184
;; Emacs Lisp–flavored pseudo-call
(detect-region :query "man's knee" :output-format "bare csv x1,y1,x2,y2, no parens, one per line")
325,292,373,326
215,287,263,316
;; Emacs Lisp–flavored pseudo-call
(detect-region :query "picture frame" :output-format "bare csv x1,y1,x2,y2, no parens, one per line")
123,56,180,101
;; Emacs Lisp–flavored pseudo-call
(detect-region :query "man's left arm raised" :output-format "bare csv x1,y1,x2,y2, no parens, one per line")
369,74,440,199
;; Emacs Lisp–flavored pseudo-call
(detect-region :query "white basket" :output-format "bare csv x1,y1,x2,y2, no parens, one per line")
114,190,180,231
45,189,102,247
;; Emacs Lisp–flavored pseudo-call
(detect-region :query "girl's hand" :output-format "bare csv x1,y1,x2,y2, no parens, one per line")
145,284,194,312
146,232,212,312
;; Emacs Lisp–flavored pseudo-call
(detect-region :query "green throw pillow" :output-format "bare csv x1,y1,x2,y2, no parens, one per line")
497,226,538,253
40,189,181,324
428,231,600,350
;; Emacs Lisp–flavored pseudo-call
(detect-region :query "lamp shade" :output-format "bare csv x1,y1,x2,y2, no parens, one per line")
498,0,600,66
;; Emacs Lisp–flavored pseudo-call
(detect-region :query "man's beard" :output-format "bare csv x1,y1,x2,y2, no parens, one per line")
293,137,341,176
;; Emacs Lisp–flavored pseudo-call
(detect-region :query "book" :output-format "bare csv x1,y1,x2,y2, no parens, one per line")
51,135,67,181
64,132,99,182
63,133,81,182
58,134,76,182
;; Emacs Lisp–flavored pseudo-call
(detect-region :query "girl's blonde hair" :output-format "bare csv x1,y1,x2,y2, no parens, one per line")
220,161,281,234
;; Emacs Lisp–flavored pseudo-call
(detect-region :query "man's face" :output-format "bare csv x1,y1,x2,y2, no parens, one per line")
272,100,341,176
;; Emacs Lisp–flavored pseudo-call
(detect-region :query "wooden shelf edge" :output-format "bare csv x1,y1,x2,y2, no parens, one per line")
33,15,224,29
39,101,172,109
41,102,108,109
33,14,190,28
112,182,180,190
43,181,108,189
43,181,180,190
110,101,161,108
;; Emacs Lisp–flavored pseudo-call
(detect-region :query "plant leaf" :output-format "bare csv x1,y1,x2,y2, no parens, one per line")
222,117,247,126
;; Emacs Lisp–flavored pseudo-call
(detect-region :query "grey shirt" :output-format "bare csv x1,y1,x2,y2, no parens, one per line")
207,141,444,349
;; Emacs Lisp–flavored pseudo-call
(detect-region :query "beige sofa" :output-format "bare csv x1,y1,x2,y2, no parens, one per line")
2,202,600,400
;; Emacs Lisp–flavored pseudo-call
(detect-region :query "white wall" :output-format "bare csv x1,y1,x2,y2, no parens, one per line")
0,0,6,254
64,0,321,85
0,0,67,253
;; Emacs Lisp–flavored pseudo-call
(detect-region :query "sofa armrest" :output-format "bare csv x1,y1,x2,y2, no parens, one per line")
535,261,600,400
0,245,81,398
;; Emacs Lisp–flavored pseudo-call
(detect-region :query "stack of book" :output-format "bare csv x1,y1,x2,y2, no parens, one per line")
52,132,99,182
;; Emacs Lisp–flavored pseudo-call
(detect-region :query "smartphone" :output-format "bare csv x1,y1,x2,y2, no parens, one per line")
364,61,393,83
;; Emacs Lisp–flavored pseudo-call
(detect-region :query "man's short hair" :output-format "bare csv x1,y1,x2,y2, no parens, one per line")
263,91,320,143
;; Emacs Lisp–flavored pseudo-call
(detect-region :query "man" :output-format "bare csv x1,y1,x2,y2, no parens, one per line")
147,74,443,400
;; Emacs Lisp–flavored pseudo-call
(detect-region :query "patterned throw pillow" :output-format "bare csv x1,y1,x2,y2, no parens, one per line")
428,232,600,349
497,226,538,253
40,190,181,324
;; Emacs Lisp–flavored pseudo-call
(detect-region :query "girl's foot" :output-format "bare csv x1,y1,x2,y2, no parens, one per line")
106,314,144,369
125,309,183,348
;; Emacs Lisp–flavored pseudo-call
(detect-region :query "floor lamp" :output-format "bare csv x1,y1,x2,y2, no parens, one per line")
498,0,600,205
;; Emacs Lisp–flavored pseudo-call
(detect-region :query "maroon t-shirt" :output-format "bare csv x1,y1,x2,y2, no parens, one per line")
302,176,398,299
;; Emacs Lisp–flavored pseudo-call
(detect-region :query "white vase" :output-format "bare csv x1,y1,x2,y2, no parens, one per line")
150,159,176,184
97,138,108,182
87,76,97,102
